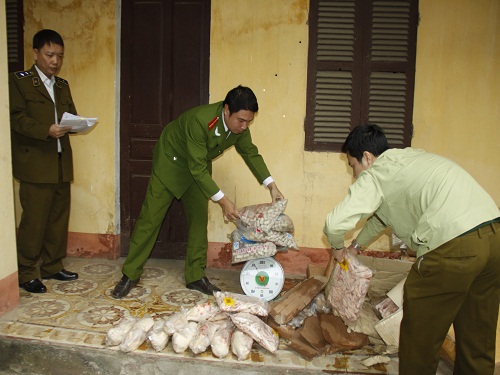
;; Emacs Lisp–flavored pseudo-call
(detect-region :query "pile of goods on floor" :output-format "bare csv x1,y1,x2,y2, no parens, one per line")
106,291,279,359
105,254,429,367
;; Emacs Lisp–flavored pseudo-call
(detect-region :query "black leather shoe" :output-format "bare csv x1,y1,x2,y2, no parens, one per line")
43,269,79,281
19,279,47,293
112,275,140,299
186,277,221,295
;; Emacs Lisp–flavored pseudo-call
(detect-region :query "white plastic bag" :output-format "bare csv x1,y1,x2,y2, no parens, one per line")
148,319,169,352
189,320,219,354
164,309,189,335
186,301,221,322
230,312,279,353
211,320,234,358
119,316,154,352
105,316,137,347
172,321,198,353
214,291,270,317
231,329,254,361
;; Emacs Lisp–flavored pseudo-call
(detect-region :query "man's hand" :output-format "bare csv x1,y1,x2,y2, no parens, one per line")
49,124,72,139
217,196,240,222
267,182,284,203
333,247,346,263
333,244,359,263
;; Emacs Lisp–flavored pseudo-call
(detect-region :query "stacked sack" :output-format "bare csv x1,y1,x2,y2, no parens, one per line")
230,199,298,264
105,291,279,360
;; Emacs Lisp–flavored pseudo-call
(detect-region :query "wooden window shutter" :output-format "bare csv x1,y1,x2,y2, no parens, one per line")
5,0,24,73
305,0,419,152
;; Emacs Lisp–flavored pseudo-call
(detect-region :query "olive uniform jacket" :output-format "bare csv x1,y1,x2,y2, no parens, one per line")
9,65,77,183
153,101,271,199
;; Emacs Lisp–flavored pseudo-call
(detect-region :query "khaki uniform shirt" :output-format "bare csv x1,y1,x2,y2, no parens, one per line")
9,65,77,183
324,148,500,258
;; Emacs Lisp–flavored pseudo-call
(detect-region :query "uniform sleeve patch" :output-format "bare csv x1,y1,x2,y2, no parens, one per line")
14,71,34,79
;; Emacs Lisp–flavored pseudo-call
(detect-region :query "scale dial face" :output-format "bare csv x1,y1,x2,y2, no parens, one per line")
240,257,284,301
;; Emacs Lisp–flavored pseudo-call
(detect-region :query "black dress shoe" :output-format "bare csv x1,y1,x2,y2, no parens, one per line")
112,275,140,299
42,269,79,281
19,279,47,293
186,277,221,295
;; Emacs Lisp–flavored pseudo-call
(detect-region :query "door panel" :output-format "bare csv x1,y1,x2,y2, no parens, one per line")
120,0,210,259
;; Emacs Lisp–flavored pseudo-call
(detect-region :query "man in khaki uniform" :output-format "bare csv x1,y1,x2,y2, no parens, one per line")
9,29,79,293
112,85,284,297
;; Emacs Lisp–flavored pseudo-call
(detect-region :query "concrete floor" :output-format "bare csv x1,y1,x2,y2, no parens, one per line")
0,257,454,375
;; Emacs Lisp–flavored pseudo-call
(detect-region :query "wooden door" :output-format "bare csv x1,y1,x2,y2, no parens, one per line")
120,0,211,258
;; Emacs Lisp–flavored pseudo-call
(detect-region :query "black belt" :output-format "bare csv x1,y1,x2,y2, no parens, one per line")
459,217,500,237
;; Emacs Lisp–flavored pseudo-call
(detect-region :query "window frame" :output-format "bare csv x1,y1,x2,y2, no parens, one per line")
5,0,24,73
305,0,419,152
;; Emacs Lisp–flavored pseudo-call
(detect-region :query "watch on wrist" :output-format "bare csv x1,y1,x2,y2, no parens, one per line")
351,239,362,254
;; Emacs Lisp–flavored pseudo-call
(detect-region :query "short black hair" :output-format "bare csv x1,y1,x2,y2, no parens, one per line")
223,85,258,114
33,29,64,50
341,124,390,162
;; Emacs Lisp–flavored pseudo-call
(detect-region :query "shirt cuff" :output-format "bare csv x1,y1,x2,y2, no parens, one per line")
263,176,274,187
211,190,224,202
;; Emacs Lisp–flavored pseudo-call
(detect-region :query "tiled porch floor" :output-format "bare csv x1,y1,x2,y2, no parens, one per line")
0,257,453,374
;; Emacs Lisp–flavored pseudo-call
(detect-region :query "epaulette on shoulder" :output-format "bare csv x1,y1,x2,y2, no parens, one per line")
55,76,69,85
14,71,34,79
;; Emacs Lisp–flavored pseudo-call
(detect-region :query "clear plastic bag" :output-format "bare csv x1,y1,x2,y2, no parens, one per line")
231,239,277,264
326,252,373,324
189,320,219,354
239,226,298,249
172,321,197,353
271,213,294,232
230,312,279,353
148,318,169,352
119,316,154,352
186,301,221,322
105,316,137,347
214,291,270,316
211,320,234,358
238,199,287,233
231,329,254,361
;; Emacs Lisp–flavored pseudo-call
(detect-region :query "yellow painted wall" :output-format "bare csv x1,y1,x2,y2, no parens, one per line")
413,0,500,198
210,0,500,250
0,1,18,281
11,0,499,254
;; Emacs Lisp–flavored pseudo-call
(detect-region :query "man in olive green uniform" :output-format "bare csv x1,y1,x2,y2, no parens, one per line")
9,29,79,294
113,85,284,297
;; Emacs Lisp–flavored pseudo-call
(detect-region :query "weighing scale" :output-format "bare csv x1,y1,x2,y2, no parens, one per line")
240,256,285,301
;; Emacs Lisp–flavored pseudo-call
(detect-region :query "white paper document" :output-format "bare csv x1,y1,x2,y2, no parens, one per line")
59,112,98,133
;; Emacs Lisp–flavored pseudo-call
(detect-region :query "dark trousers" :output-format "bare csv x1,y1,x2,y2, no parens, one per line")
399,222,500,375
17,166,71,283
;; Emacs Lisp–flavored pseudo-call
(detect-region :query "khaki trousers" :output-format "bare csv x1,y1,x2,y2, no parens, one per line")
17,160,71,283
399,222,500,375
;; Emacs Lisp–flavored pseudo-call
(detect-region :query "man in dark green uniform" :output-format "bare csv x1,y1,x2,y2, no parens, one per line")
112,85,284,297
9,29,79,293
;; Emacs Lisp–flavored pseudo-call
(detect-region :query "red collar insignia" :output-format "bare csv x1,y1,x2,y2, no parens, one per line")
208,116,219,130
